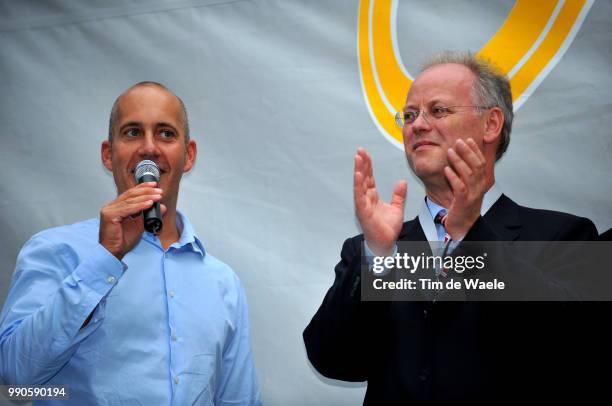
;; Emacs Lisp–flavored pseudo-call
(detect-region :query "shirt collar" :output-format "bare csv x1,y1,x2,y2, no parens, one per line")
175,210,206,257
142,210,206,256
481,182,503,215
425,198,447,220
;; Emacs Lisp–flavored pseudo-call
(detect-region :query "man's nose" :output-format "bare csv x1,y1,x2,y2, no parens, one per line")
411,110,432,132
138,133,161,157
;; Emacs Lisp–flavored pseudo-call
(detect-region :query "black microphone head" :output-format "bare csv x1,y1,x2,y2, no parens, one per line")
134,160,160,183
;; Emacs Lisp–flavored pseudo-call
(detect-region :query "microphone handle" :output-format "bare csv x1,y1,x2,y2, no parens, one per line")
138,174,163,234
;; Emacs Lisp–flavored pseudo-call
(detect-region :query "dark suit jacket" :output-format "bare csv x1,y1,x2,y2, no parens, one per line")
304,194,602,404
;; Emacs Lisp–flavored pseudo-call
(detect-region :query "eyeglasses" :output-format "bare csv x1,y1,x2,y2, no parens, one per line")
395,105,488,128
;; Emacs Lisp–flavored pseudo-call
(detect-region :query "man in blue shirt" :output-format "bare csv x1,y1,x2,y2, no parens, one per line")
0,81,261,405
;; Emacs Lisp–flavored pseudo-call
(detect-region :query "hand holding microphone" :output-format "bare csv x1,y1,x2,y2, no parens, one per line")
99,160,165,260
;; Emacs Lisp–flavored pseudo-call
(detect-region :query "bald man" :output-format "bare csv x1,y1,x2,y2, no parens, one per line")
0,82,261,405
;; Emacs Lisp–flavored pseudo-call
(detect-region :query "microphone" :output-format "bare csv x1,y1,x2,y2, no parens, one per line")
134,160,162,234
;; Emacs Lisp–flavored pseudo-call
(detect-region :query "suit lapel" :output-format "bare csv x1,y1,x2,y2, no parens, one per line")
398,217,427,241
482,194,521,241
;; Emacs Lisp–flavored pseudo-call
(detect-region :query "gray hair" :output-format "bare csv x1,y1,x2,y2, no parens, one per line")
420,51,513,161
108,81,190,143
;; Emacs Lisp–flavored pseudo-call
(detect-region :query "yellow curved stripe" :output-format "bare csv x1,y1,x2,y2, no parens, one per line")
371,0,411,111
358,0,403,144
478,0,558,74
358,0,590,148
511,0,586,99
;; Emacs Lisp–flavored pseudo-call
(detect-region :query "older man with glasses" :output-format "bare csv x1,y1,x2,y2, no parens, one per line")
304,51,602,404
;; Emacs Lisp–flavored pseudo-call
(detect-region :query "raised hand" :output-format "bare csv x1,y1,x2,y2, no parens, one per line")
99,182,167,260
354,147,407,256
443,138,488,240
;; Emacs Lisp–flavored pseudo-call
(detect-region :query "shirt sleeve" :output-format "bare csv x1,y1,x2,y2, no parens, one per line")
215,277,261,406
0,234,125,385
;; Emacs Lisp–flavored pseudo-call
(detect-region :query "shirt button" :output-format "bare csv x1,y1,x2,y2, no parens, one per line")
171,334,178,341
107,276,116,284
165,252,169,258
174,376,180,384
169,291,175,298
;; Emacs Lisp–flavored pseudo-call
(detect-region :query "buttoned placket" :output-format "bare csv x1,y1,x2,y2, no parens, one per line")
145,231,183,391
162,245,181,389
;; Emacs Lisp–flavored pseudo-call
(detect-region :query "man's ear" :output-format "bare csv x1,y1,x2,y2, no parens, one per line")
101,140,113,171
183,139,197,172
483,107,504,145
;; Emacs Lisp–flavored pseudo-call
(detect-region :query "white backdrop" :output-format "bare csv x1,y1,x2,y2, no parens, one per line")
1,1,611,405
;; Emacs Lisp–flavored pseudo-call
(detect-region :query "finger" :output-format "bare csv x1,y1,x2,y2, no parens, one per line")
454,139,482,172
355,149,370,178
119,185,163,200
128,182,161,192
466,138,486,164
107,200,159,222
356,147,369,175
444,166,467,199
390,180,408,209
354,171,365,207
126,211,144,222
355,148,381,209
354,154,366,196
356,147,368,170
354,150,363,169
354,171,364,194
354,172,371,216
354,154,370,218
123,193,162,206
354,152,364,178
133,181,158,189
447,147,473,182
160,204,168,216
362,150,376,189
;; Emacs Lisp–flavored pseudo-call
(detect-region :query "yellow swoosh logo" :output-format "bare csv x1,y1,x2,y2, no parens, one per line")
358,0,594,148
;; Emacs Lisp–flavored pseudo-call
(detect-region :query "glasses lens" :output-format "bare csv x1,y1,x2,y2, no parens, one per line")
395,112,404,128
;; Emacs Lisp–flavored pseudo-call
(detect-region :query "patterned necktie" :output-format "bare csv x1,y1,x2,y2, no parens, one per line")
434,209,451,243
434,209,451,277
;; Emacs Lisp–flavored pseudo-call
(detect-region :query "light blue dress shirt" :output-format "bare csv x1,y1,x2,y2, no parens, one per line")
0,212,261,405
